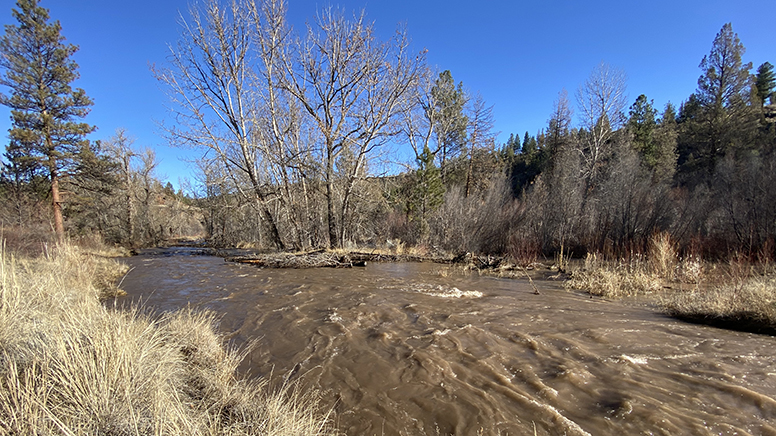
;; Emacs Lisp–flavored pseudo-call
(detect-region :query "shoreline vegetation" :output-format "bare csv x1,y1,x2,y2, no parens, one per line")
564,233,776,335
212,232,776,336
0,241,335,436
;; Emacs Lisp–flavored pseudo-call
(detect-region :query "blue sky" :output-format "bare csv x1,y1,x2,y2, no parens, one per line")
1,0,774,189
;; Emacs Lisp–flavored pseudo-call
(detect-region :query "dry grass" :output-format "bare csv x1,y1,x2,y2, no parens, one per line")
658,276,776,333
565,233,776,334
0,242,335,435
658,254,776,334
565,232,706,299
564,252,665,298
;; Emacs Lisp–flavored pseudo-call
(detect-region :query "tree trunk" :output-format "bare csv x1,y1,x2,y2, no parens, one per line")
254,191,285,251
325,144,338,249
51,170,65,242
124,163,135,246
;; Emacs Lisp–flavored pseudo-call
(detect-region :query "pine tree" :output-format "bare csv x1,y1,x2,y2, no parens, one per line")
521,131,538,156
755,62,775,106
429,70,468,181
696,24,755,162
678,23,756,181
697,24,751,111
412,144,443,241
652,103,678,182
627,94,658,168
0,0,94,241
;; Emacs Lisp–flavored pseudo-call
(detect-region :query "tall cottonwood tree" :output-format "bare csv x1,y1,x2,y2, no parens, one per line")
251,0,318,250
103,129,140,245
0,0,94,241
280,7,424,248
155,0,286,249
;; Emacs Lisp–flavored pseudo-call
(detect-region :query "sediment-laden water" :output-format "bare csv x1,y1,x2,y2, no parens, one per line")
120,248,776,435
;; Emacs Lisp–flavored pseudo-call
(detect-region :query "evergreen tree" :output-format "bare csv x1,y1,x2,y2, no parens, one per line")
678,23,756,181
429,70,468,181
652,103,678,182
412,144,443,240
697,23,752,112
627,94,658,168
0,0,94,241
696,24,755,165
521,131,538,156
755,62,775,106
500,132,518,163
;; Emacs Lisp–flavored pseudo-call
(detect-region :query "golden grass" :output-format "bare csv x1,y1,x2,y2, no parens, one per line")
0,242,335,435
658,276,776,333
564,233,776,334
564,252,665,298
565,233,705,299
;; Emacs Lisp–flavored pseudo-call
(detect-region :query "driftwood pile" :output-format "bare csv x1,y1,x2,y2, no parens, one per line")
224,250,443,268
224,249,545,276
225,251,359,268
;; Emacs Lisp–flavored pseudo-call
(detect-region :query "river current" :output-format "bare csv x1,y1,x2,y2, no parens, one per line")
120,248,776,435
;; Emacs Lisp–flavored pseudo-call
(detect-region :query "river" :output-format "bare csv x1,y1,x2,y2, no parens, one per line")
119,247,776,435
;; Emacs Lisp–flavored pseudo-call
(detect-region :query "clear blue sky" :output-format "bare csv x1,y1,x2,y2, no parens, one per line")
1,0,774,189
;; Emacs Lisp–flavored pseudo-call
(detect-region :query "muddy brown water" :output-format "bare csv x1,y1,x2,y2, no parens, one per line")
119,248,776,435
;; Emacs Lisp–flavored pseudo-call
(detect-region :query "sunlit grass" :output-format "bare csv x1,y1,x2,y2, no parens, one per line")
564,233,776,334
658,276,776,332
0,242,335,435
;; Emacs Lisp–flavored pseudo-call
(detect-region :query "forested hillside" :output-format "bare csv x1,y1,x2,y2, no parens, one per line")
1,0,773,261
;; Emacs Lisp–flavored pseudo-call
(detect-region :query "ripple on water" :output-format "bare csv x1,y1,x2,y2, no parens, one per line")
120,254,776,436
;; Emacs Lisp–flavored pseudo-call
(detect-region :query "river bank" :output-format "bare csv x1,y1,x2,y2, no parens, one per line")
0,243,335,435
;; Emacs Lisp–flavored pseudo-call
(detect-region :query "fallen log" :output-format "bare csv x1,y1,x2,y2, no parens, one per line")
225,252,354,268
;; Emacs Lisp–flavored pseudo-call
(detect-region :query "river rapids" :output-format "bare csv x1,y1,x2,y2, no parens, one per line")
120,248,776,435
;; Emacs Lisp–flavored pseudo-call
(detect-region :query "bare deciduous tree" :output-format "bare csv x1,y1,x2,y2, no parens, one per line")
103,129,137,245
279,7,425,247
464,93,496,197
576,62,628,187
154,0,286,249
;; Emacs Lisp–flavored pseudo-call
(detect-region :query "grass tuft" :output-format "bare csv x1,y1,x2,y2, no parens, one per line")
0,242,336,435
565,233,776,334
564,252,665,299
659,265,776,334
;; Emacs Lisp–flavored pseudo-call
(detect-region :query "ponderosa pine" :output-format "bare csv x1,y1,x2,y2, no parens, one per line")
0,0,94,241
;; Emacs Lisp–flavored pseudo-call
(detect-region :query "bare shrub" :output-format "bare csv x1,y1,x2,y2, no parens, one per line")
430,173,520,254
508,233,541,267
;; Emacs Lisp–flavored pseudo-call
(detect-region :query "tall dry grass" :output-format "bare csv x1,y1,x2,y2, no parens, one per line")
565,233,776,333
658,253,776,333
565,232,704,298
0,242,335,435
658,276,776,333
